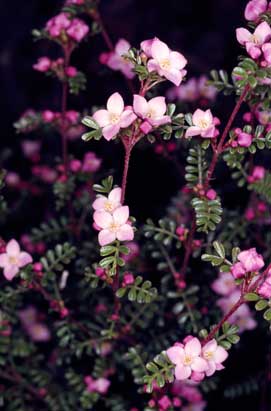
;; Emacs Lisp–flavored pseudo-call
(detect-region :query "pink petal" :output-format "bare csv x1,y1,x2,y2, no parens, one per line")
213,346,228,363
92,196,107,211
169,51,187,70
148,96,167,117
205,361,216,377
93,210,113,229
175,365,191,380
0,254,8,268
150,115,171,127
108,187,122,203
203,339,217,355
93,110,110,127
185,126,202,138
116,224,134,242
113,206,129,225
18,252,33,267
6,239,20,257
102,124,120,141
185,337,201,357
115,39,130,56
107,92,124,115
246,43,261,59
192,109,205,125
151,39,170,60
140,38,155,57
133,95,148,117
236,28,252,45
254,21,271,44
147,59,159,73
201,126,216,138
119,110,137,128
191,357,208,372
166,346,184,364
4,265,19,281
98,229,116,246
164,69,184,86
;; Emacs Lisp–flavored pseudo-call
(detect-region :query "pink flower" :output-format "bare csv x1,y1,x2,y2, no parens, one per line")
247,166,265,183
183,402,206,411
201,340,228,376
158,396,172,410
236,22,271,59
103,39,135,79
167,338,208,380
143,38,187,86
65,66,78,77
93,187,122,213
66,18,89,42
185,109,218,139
198,75,218,101
42,110,55,123
85,376,110,394
81,152,101,173
19,306,51,342
231,261,248,279
258,272,271,298
21,140,41,159
237,132,252,147
212,272,236,295
0,239,33,281
33,57,51,72
167,78,199,102
94,206,134,246
133,95,171,132
237,248,264,272
46,13,71,37
245,0,267,21
93,92,137,141
206,189,217,200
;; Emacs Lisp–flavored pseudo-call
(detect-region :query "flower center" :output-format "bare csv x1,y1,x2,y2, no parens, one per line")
109,222,120,233
104,201,114,212
204,351,213,360
9,256,18,265
198,119,209,129
183,355,193,366
146,109,155,119
251,34,260,45
110,113,121,125
160,58,171,70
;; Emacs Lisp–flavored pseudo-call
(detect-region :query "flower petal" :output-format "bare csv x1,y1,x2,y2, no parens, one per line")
213,346,228,363
175,364,191,380
164,69,184,86
93,110,110,127
6,239,20,257
148,96,167,118
107,92,124,115
169,51,187,70
254,21,271,44
0,254,8,268
108,188,122,204
191,357,208,372
4,265,19,281
113,206,129,225
18,252,33,267
119,110,137,128
98,229,116,246
151,39,170,60
185,126,202,138
116,224,134,242
236,28,252,45
92,196,107,211
166,346,184,364
133,95,149,117
185,337,201,357
115,39,130,56
93,210,113,229
102,124,120,141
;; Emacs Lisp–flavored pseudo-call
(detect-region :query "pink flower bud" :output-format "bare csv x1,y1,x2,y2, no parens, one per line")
231,262,247,279
206,189,217,200
33,57,51,72
65,66,78,77
237,132,252,147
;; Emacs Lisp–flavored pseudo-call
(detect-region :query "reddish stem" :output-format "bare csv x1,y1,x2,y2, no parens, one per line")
121,142,133,204
60,47,72,176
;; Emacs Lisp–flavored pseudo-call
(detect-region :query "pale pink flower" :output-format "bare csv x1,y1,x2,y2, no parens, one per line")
81,152,101,173
5,172,20,187
167,338,208,380
26,323,51,342
21,140,41,159
237,248,264,272
85,376,110,394
198,75,218,101
33,57,51,72
183,402,206,411
93,93,137,141
0,239,32,281
133,95,171,133
167,78,199,102
236,22,271,59
185,109,218,139
212,272,236,296
103,39,135,79
201,339,228,376
66,18,89,42
93,187,122,213
245,0,267,21
94,206,134,246
143,38,187,86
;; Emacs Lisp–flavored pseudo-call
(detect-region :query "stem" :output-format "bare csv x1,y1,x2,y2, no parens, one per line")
181,84,250,276
204,84,250,190
91,10,114,51
203,296,244,345
0,368,43,400
121,143,133,204
60,47,71,177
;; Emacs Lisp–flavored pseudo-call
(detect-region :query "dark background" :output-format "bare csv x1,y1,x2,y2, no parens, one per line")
0,1,268,410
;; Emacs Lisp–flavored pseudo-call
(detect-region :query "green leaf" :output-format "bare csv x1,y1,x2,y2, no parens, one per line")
263,308,271,321
255,299,268,311
244,293,260,302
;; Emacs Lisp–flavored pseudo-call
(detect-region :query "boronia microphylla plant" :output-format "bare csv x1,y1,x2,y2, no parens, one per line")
1,0,271,410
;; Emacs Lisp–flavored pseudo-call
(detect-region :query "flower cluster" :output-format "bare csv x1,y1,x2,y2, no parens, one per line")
45,12,89,43
19,306,51,342
167,76,218,103
100,39,135,79
231,248,264,279
93,187,134,246
0,239,32,281
167,336,228,382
